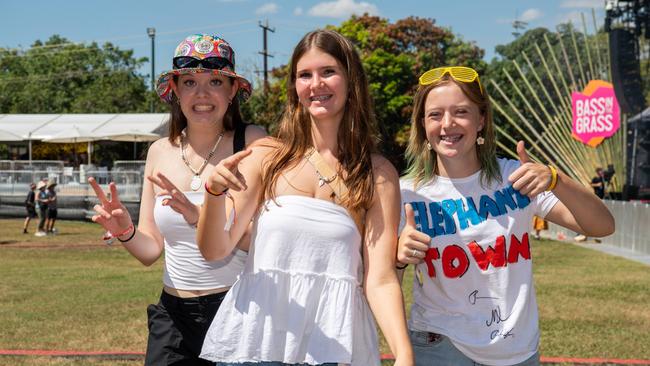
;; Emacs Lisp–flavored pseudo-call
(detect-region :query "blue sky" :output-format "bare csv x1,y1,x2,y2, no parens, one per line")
1,0,605,89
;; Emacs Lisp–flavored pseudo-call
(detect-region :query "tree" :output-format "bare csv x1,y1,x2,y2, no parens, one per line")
243,15,486,171
0,35,151,113
0,35,158,162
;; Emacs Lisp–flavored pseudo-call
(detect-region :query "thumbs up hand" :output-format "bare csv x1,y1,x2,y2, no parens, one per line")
396,203,432,266
508,141,554,197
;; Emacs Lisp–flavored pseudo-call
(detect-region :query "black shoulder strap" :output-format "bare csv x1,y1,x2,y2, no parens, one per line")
233,122,247,153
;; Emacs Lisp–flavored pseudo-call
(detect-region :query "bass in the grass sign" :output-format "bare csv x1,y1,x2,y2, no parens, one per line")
571,80,621,147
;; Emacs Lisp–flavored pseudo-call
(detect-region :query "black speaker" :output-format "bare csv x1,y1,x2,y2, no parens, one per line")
627,115,650,195
609,28,645,115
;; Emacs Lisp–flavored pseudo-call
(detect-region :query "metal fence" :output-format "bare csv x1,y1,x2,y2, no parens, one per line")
0,169,143,200
548,199,650,256
0,160,64,171
112,160,146,172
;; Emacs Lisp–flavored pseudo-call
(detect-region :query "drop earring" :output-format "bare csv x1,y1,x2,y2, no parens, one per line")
426,141,433,150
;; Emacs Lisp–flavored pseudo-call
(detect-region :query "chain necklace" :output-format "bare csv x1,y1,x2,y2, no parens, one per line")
180,130,224,191
305,147,338,187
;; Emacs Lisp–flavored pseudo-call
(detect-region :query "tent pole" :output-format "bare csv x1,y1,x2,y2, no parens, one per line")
88,141,92,165
28,133,32,166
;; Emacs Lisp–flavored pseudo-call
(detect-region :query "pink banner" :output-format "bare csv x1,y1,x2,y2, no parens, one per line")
571,80,620,147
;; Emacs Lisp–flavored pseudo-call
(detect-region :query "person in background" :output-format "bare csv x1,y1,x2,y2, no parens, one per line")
531,215,547,240
396,66,614,366
591,167,606,199
35,180,49,237
87,34,266,365
22,183,37,234
45,181,58,234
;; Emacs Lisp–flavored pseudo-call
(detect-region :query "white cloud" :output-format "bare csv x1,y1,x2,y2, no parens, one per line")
294,7,303,16
557,10,584,24
256,2,279,15
560,0,604,8
519,8,543,22
307,0,379,18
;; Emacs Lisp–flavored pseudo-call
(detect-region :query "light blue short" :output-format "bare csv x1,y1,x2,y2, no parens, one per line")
410,330,540,366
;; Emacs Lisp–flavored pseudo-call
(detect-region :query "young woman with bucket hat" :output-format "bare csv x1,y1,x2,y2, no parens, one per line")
88,34,266,365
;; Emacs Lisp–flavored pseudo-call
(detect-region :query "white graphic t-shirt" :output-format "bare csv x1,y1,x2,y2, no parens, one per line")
400,158,558,366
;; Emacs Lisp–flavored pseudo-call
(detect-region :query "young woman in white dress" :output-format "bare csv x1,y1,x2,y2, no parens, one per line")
197,29,413,366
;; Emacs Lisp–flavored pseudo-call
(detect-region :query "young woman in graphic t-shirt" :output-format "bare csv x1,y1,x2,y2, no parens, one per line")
396,67,614,366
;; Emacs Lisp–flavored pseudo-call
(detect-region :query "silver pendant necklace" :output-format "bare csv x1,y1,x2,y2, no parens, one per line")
180,130,224,191
304,147,338,187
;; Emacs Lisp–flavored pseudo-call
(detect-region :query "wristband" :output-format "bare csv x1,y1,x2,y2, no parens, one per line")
102,223,134,245
117,226,137,243
546,165,558,191
205,182,229,197
396,262,408,270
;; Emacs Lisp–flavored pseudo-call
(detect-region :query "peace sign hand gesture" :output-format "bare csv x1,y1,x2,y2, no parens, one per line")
88,177,133,238
148,172,199,226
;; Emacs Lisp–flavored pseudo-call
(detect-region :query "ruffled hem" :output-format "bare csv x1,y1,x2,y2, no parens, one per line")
200,270,380,366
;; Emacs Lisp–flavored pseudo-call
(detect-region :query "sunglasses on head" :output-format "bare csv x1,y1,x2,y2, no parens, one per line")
418,66,483,95
173,56,233,70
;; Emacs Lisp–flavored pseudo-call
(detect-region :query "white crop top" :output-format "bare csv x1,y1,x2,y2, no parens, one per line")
153,191,247,290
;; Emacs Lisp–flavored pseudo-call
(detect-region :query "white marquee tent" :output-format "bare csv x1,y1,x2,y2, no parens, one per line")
0,113,169,162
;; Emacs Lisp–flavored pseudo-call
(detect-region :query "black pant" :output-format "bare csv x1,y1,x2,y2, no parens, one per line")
145,290,226,366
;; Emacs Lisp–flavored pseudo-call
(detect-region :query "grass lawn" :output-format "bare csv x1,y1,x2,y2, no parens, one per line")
1,218,649,365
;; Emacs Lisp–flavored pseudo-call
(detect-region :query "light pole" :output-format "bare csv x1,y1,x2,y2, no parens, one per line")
147,27,156,113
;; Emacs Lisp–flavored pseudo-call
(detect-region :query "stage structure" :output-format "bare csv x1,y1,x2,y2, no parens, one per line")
605,0,650,198
488,8,647,196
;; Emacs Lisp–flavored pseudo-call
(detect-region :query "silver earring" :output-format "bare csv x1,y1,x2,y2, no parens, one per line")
426,141,433,150
228,99,232,106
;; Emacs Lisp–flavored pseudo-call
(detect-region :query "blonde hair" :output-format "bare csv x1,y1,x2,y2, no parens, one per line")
262,29,378,212
404,75,500,188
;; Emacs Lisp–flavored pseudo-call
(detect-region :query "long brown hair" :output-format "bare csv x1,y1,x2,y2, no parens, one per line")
404,75,500,188
167,76,244,144
262,29,378,212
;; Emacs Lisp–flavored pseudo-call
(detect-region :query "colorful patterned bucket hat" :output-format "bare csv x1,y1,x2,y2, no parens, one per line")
156,34,252,103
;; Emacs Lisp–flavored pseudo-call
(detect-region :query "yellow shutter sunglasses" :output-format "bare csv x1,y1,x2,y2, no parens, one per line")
418,66,484,95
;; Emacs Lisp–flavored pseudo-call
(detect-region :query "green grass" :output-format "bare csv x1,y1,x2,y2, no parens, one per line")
1,219,649,365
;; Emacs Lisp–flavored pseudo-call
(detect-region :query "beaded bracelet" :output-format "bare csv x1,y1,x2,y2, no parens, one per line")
205,182,229,197
547,165,558,191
